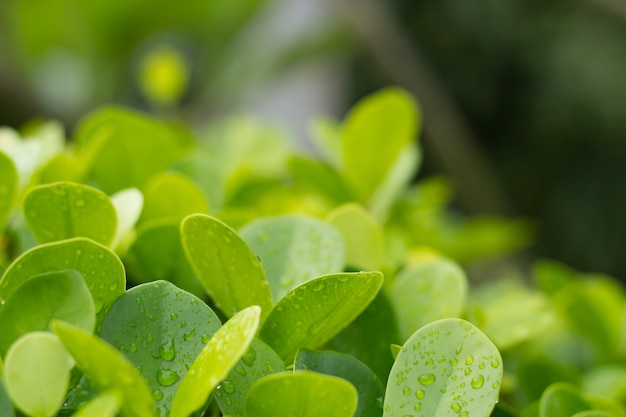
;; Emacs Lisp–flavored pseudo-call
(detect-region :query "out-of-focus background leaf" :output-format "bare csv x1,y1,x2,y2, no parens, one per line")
1,0,626,279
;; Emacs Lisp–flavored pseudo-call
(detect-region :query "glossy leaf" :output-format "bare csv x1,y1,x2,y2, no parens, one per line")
259,272,384,362
4,332,74,417
72,391,121,417
341,87,420,198
0,270,95,357
538,383,591,417
244,371,358,417
0,238,125,327
23,182,117,246
124,221,204,297
384,318,503,417
239,215,346,302
326,203,384,271
53,321,156,417
169,305,261,417
570,412,615,417
0,151,18,229
99,280,222,417
287,156,353,205
109,188,143,252
391,259,468,341
214,339,285,417
140,172,209,225
295,348,385,417
180,214,273,320
74,107,189,194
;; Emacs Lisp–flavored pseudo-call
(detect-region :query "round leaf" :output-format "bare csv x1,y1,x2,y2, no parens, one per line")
53,321,156,417
539,383,591,417
384,318,503,417
244,371,358,417
239,215,346,302
109,188,143,252
0,151,19,229
391,259,468,341
0,270,95,357
23,182,117,246
259,272,383,362
140,172,209,225
0,238,126,327
181,214,273,320
99,280,222,417
4,332,75,417
326,203,384,271
169,305,261,417
295,348,385,417
215,339,285,417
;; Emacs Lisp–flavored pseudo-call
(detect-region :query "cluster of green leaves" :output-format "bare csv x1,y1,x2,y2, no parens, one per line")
0,87,615,417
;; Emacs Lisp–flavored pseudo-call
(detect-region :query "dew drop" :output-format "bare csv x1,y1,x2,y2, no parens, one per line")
75,199,85,207
456,342,463,354
415,389,425,399
183,329,195,341
129,342,138,352
413,342,421,350
403,387,410,396
491,359,500,368
171,313,178,321
465,355,474,365
414,403,422,411
450,358,458,366
242,347,257,367
157,369,180,386
471,374,484,389
236,367,247,376
418,373,436,386
221,380,236,394
451,402,462,413
153,389,164,400
465,368,472,376
312,282,326,292
460,412,469,417
159,339,175,361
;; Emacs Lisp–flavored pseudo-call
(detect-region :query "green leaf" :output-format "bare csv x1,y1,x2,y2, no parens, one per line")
140,172,209,225
74,107,189,194
169,305,261,417
180,214,273,320
327,290,400,383
0,378,14,417
23,182,117,246
99,280,222,417
287,156,353,205
391,259,468,341
571,412,616,417
4,332,75,417
53,321,156,417
0,238,125,328
341,87,420,198
538,383,591,417
259,272,383,362
309,116,342,167
582,365,626,402
326,203,384,271
239,215,346,302
0,270,95,357
384,318,503,417
72,391,121,417
295,349,384,417
0,151,19,230
244,371,358,417
109,188,143,252
125,221,204,297
214,339,285,417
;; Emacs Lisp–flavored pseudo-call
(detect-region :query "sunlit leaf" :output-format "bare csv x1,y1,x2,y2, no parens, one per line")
181,214,273,320
4,332,74,417
538,383,591,417
169,305,261,417
23,182,117,246
239,214,345,302
245,371,358,417
0,151,18,230
71,391,121,417
384,319,503,417
109,188,143,252
341,87,420,199
53,321,156,417
260,272,383,362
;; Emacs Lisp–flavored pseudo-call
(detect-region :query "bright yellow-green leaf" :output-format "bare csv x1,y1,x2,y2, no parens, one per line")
0,151,18,230
72,391,121,417
169,306,261,417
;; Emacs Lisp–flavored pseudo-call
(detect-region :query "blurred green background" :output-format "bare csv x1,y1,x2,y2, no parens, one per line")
1,0,625,280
